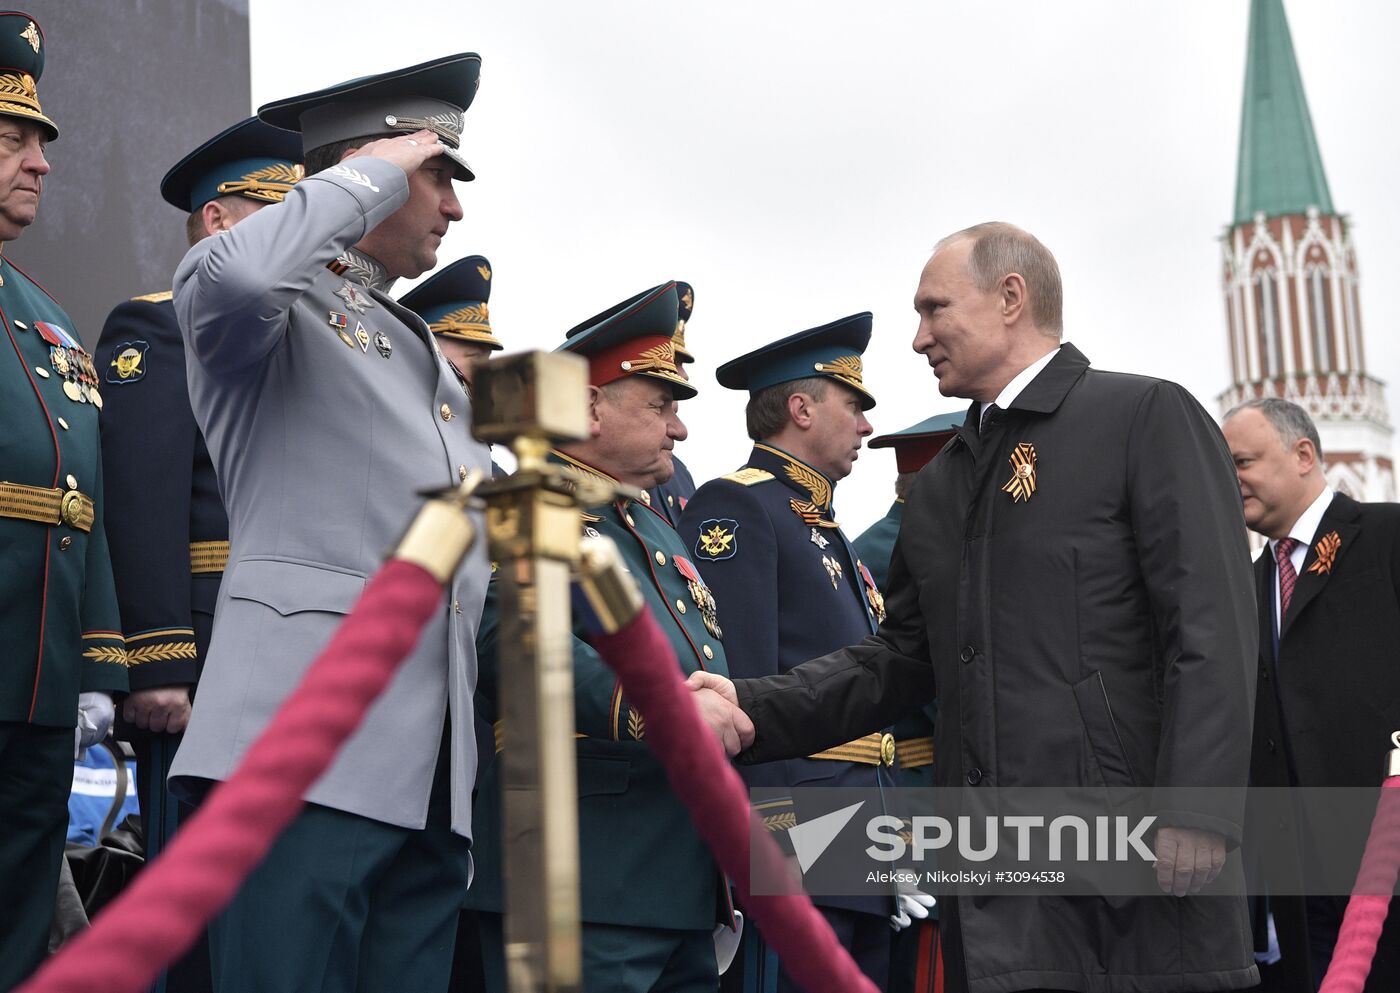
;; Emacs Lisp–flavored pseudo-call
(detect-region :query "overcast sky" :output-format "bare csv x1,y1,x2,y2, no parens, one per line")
247,1,1400,533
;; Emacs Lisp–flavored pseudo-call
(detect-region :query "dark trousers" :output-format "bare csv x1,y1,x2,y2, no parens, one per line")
0,722,73,993
208,743,470,993
134,732,212,993
479,912,718,993
777,906,889,993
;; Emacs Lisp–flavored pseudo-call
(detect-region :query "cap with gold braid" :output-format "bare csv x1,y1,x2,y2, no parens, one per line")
0,11,55,140
159,116,304,213
671,281,695,364
716,311,876,409
558,282,697,401
398,254,501,350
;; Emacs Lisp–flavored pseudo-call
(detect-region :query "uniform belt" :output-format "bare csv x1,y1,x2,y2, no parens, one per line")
809,732,935,769
190,539,230,574
0,481,95,532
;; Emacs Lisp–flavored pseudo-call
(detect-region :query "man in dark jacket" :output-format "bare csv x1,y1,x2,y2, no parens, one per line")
1222,397,1400,993
690,221,1260,993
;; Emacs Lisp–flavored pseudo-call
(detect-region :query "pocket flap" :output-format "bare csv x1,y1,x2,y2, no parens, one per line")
226,558,367,617
1072,670,1138,788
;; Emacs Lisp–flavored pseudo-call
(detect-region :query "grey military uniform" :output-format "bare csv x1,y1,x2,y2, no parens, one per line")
168,155,491,837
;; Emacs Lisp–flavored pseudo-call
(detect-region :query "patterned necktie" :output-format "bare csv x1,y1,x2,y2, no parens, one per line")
1274,536,1300,625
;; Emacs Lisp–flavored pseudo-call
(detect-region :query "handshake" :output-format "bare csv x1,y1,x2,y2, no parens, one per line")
685,671,756,757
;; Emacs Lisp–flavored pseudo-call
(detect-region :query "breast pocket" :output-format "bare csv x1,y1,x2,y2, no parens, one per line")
225,557,367,616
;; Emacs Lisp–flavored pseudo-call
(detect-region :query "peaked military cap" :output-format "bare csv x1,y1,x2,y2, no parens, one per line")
672,281,695,364
869,411,961,473
716,311,876,409
399,255,501,350
159,117,304,213
559,282,696,400
0,12,55,140
258,53,480,181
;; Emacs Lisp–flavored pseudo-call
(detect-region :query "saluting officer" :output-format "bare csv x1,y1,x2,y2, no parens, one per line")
399,253,502,388
0,13,128,990
679,313,913,991
853,413,960,993
469,282,737,993
167,55,493,993
650,279,697,524
95,116,301,993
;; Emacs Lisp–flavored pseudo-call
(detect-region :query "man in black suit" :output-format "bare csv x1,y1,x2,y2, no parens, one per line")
1222,398,1400,993
691,221,1259,993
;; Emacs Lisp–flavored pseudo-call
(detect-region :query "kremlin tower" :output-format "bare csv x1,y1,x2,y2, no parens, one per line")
1218,0,1394,499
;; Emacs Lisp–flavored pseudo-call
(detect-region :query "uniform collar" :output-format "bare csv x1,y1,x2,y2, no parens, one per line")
547,449,658,514
750,442,837,515
328,247,393,292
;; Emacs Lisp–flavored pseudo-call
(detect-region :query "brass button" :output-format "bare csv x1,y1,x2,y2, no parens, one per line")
453,599,462,614
639,489,651,506
65,474,77,490
654,550,666,566
57,417,69,430
625,514,635,527
458,464,468,481
439,403,453,422
675,599,687,614
58,536,72,551
14,319,26,330
702,645,714,660
35,366,49,378
880,733,897,767
667,494,674,506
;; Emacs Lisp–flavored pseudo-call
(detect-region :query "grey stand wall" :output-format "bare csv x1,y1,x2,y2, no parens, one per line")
9,1,252,345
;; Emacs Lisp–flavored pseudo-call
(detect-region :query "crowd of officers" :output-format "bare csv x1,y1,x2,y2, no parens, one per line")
2,12,1395,993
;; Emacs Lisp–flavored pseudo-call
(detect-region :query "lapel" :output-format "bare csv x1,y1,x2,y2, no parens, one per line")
1003,342,1092,418
1280,492,1362,640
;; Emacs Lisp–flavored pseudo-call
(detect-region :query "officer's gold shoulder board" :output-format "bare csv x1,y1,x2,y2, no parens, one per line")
721,468,774,487
130,290,173,304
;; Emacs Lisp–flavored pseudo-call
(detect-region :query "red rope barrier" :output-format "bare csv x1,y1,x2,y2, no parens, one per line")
590,608,881,993
1318,777,1400,993
20,559,445,993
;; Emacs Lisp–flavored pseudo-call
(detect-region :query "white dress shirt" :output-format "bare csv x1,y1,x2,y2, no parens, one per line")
1269,485,1335,633
978,346,1062,428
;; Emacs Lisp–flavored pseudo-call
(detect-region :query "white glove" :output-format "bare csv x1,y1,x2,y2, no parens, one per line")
889,884,936,931
75,691,115,754
713,910,744,975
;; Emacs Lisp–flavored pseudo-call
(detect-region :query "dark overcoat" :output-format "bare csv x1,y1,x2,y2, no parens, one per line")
735,345,1260,993
1249,492,1400,993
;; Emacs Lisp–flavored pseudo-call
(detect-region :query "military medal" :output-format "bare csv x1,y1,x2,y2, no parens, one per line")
858,562,887,624
1002,442,1038,502
62,379,82,402
809,527,829,549
676,555,723,639
822,555,843,590
373,331,392,358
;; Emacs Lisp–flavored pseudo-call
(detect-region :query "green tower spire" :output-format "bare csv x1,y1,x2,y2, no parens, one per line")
1233,0,1334,224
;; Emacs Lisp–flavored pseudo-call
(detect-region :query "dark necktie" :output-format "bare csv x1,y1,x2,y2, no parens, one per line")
979,403,998,436
1274,536,1300,627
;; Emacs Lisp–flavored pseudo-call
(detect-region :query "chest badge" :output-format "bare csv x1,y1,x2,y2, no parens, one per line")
1001,442,1038,503
696,518,738,561
822,555,843,590
354,322,371,353
676,555,722,639
1307,531,1341,576
373,330,393,358
335,281,374,315
809,527,829,550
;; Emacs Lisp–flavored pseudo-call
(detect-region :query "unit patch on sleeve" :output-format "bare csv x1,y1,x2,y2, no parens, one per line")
107,340,149,384
695,519,738,561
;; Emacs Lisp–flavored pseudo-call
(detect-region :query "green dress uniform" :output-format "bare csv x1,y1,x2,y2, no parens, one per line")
468,282,734,993
0,14,128,988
